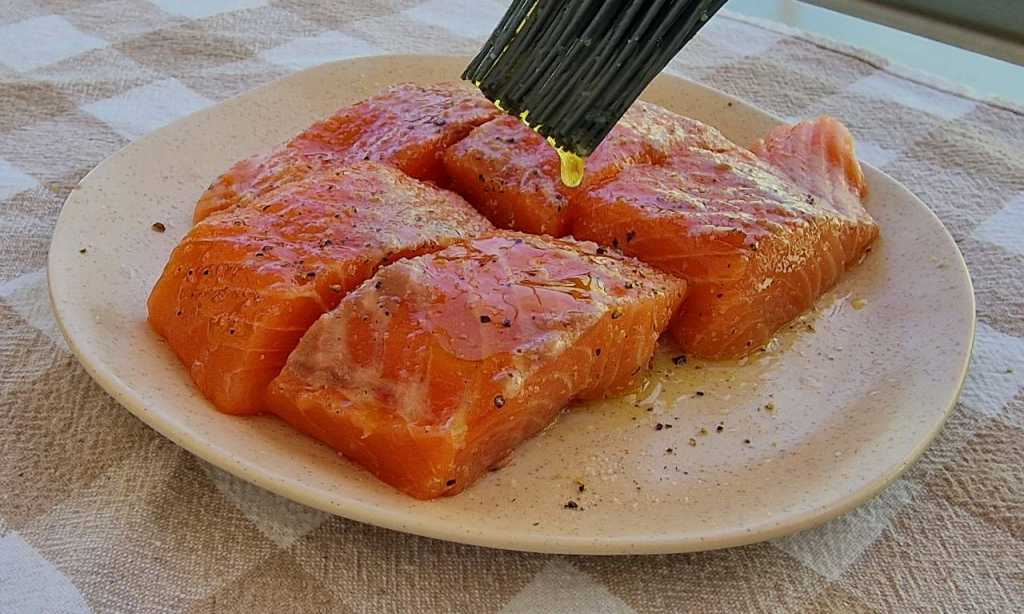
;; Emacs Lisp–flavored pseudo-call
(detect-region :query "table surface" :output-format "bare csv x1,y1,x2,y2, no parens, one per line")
730,0,1024,105
1,1,1022,613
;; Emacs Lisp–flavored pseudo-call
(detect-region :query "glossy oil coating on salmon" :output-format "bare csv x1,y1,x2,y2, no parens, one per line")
750,116,869,217
194,82,499,222
266,231,685,498
572,116,878,359
443,101,695,236
149,162,493,415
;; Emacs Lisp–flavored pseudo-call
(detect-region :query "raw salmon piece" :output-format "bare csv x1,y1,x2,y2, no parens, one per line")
750,116,869,216
572,116,877,359
194,82,499,222
442,101,691,236
149,162,493,415
442,116,576,236
266,231,685,498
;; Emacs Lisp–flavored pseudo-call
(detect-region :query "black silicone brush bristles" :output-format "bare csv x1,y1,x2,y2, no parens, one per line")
464,0,727,156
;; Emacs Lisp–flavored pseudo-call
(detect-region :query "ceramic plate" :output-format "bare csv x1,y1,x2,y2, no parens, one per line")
48,55,974,555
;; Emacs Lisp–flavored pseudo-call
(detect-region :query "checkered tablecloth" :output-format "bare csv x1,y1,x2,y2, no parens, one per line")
1,1,1022,612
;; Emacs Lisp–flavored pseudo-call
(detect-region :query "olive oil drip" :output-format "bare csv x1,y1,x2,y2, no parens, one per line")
492,98,586,188
554,146,585,188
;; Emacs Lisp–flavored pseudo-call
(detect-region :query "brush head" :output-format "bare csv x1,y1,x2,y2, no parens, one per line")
464,0,727,157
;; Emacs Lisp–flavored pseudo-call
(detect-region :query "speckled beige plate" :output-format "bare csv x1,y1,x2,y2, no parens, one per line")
48,55,974,555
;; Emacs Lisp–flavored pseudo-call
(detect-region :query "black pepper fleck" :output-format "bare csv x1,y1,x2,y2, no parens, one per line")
655,423,664,431
480,315,491,323
79,248,87,254
493,395,505,409
446,479,456,486
502,318,512,328
151,222,166,233
564,500,578,509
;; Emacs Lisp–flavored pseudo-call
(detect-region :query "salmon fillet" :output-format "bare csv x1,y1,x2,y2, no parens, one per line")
194,82,499,222
443,101,693,236
148,162,493,414
265,231,685,498
750,115,869,216
572,116,878,359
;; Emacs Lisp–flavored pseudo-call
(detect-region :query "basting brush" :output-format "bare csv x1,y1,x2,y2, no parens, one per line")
464,0,727,186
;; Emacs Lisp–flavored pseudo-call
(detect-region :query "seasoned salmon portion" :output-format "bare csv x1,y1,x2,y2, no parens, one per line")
442,101,693,236
194,82,499,222
149,162,493,415
572,116,877,359
750,116,869,218
266,231,685,498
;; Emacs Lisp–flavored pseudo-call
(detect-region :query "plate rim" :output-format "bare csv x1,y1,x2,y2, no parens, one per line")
47,54,976,555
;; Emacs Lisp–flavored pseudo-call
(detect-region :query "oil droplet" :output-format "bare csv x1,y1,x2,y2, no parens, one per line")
490,99,585,186
634,381,663,408
556,148,585,188
851,297,867,310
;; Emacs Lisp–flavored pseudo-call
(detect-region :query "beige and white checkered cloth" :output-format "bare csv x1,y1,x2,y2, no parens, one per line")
1,1,1022,612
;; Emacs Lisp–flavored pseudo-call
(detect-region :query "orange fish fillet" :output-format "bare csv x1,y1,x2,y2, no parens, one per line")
194,82,499,223
572,116,878,358
443,101,694,236
266,231,685,498
148,162,493,414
